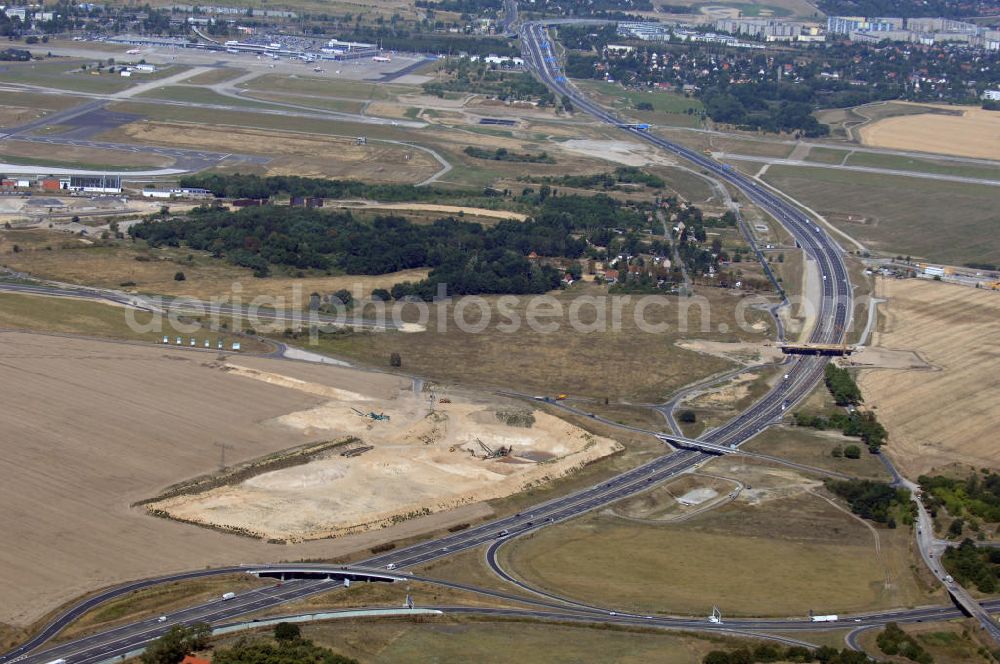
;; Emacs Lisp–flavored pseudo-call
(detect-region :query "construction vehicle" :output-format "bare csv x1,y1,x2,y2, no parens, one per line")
556,394,568,400
351,407,390,422
476,438,512,459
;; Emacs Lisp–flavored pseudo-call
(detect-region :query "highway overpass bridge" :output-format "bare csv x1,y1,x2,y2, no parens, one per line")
248,567,403,584
779,342,857,356
655,434,738,455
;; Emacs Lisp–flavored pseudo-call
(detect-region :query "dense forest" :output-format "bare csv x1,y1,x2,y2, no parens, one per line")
919,471,1000,523
131,207,570,296
130,190,657,298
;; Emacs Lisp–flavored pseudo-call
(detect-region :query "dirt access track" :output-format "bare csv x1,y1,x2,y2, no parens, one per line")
857,278,1000,476
0,331,616,626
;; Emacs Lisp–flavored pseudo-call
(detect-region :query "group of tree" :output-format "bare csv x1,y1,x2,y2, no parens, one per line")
424,59,553,104
700,84,830,137
825,479,912,526
918,470,1000,524
876,622,933,663
464,146,555,163
824,364,863,406
703,643,875,663
140,623,211,664
942,538,1000,593
141,621,359,664
794,408,887,452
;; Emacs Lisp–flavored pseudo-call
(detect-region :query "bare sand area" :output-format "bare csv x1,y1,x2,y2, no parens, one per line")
676,339,782,366
857,278,1000,476
151,362,619,541
858,104,1000,160
0,332,615,625
557,139,678,167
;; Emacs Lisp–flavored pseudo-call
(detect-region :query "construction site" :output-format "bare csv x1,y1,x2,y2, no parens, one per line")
146,361,620,542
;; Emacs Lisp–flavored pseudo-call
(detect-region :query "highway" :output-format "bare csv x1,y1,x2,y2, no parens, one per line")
3,17,858,664
5,15,995,664
519,20,853,452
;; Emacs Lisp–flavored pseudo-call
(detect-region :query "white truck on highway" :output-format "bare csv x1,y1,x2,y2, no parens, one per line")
811,614,839,622
222,592,236,601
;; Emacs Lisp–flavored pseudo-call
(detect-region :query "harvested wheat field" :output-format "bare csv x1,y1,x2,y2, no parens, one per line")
857,278,1000,476
0,332,610,626
151,362,619,542
858,104,1000,160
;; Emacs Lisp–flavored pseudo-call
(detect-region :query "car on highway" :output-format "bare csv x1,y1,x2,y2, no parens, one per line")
386,563,397,570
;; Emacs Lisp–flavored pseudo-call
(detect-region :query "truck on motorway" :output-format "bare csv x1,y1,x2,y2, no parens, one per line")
45,660,67,664
811,615,839,622
222,592,236,601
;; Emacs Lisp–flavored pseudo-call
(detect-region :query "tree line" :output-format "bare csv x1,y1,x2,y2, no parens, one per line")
824,364,863,406
464,146,555,163
524,166,665,190
178,173,474,203
703,642,877,663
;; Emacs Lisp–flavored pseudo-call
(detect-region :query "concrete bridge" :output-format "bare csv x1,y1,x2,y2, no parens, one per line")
655,434,738,455
247,567,403,584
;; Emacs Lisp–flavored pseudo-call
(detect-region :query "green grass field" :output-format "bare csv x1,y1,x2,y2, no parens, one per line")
744,425,892,480
761,165,1000,265
240,90,368,114
575,80,704,128
0,59,186,94
844,151,1000,181
238,73,414,101
183,67,248,85
804,147,848,165
502,470,935,616
135,85,278,109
